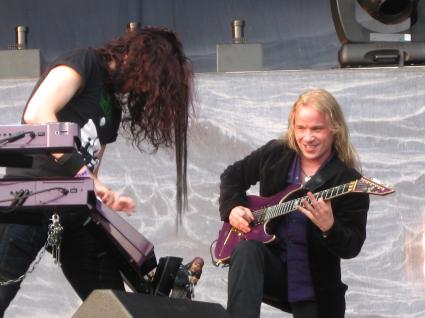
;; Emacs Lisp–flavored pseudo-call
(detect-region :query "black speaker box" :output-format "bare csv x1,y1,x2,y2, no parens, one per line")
71,289,230,318
338,42,425,67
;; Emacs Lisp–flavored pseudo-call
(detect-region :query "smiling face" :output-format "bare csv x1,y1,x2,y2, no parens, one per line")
293,104,334,166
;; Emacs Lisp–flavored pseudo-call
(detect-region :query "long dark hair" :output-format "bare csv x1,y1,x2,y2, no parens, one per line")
96,26,193,223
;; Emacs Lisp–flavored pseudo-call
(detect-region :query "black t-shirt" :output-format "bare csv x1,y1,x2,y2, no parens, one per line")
54,48,121,146
6,48,122,178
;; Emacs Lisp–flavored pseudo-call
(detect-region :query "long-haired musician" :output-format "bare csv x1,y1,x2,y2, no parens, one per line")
0,26,193,316
219,88,369,318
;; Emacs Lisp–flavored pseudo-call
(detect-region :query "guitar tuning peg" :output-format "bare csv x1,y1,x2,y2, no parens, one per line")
370,177,389,188
369,177,381,184
369,177,393,189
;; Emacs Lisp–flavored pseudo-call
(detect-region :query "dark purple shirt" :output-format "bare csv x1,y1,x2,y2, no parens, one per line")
276,155,315,302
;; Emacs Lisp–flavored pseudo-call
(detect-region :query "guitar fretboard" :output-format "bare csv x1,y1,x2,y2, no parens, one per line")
253,180,357,223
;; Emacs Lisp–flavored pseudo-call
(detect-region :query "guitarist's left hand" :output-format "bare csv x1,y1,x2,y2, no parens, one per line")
298,192,334,233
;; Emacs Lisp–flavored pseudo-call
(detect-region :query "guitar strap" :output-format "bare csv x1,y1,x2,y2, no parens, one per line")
302,156,345,193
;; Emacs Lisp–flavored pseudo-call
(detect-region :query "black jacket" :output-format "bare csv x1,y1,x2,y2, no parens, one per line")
219,139,369,318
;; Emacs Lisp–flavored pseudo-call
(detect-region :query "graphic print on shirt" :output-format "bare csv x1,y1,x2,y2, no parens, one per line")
99,92,114,122
80,119,101,171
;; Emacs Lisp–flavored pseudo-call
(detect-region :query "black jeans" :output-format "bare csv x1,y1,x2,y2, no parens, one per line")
0,212,124,317
227,240,319,318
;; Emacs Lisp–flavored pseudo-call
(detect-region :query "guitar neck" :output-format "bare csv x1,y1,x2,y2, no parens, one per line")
254,180,356,222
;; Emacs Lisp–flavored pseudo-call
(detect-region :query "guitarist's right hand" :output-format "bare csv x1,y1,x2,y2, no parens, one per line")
229,206,255,233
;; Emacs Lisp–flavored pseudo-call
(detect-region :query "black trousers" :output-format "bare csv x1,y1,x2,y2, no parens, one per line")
0,212,124,317
227,240,319,318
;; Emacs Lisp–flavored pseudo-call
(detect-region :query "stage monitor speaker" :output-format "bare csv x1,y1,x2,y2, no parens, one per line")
72,289,230,318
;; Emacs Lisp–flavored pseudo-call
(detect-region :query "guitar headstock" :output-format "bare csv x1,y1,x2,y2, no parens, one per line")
349,177,395,196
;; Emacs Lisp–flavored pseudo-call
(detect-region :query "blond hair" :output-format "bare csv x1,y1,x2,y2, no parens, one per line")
284,88,360,170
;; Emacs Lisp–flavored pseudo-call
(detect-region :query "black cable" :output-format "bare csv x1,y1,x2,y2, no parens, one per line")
0,131,36,146
0,187,69,214
210,239,228,268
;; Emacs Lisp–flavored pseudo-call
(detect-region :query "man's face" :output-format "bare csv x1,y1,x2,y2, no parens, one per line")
191,261,202,272
294,104,334,165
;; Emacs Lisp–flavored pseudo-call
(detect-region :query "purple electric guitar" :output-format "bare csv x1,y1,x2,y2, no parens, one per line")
213,177,395,265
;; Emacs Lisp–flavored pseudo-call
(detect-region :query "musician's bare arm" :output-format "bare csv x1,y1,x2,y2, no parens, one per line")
23,65,83,125
23,65,135,213
23,66,83,163
77,145,135,213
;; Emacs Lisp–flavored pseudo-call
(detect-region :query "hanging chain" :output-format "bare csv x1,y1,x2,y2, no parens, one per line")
0,213,63,286
0,241,48,286
46,213,63,265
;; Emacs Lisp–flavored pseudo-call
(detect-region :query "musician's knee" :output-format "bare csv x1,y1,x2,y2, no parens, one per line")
232,240,264,260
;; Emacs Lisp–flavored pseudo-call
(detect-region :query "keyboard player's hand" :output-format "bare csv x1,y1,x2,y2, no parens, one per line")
75,164,135,214
93,177,136,214
100,189,135,214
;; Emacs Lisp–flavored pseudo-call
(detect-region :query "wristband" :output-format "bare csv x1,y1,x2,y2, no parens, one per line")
56,152,86,176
